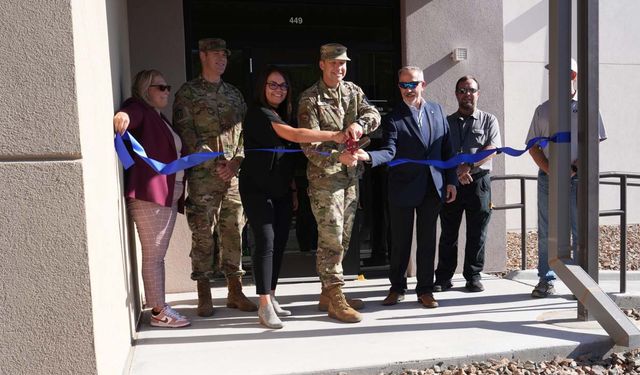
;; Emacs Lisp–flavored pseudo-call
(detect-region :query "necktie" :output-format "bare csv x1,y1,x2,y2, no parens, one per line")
418,108,428,143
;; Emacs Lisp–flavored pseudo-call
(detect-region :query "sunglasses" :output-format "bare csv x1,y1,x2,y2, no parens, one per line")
150,84,172,92
266,81,289,91
456,87,478,95
398,81,421,89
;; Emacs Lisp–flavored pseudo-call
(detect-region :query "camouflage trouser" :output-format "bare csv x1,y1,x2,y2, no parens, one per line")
309,178,359,288
186,177,245,280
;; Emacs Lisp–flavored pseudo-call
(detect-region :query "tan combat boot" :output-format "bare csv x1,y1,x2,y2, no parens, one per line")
318,287,365,312
196,280,214,317
326,285,362,323
226,276,258,312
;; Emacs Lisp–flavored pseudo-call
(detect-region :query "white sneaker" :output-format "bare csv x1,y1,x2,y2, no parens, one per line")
270,294,292,316
150,305,191,328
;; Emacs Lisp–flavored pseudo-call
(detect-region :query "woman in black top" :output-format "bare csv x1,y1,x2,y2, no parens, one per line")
240,66,346,329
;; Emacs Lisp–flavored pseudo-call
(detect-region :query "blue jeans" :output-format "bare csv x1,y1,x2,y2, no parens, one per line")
537,171,578,283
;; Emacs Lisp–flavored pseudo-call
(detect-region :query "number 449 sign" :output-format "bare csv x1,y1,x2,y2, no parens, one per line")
289,17,303,24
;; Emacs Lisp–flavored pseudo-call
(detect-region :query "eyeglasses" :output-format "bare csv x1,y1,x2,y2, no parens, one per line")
398,81,421,89
266,81,289,91
456,87,478,95
150,84,172,92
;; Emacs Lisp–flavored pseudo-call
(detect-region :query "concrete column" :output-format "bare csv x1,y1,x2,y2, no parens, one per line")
0,0,135,373
72,0,139,373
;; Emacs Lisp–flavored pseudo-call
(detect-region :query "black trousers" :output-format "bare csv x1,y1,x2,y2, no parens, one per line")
369,165,391,260
241,191,293,295
388,177,442,296
294,176,318,252
436,173,492,283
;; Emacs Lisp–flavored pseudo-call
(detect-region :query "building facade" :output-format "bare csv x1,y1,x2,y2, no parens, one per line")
0,1,637,373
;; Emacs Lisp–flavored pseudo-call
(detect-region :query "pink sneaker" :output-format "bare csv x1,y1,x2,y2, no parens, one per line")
150,305,191,328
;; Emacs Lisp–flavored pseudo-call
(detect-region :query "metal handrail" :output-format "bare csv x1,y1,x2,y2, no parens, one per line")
491,171,640,293
598,172,640,292
490,175,537,270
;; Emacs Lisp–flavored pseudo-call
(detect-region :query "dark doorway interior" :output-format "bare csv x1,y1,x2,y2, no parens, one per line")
183,0,400,278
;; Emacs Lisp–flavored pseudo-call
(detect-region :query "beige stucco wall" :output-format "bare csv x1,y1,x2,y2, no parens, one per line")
72,0,138,373
0,0,136,373
0,164,95,374
403,0,507,273
503,0,640,231
0,1,96,374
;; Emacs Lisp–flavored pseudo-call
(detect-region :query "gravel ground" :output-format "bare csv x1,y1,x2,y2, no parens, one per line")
505,224,640,272
372,350,640,375
363,225,640,375
504,224,640,324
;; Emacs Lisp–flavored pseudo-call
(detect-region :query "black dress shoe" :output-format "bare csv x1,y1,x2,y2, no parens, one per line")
465,279,485,292
382,291,405,306
433,280,453,292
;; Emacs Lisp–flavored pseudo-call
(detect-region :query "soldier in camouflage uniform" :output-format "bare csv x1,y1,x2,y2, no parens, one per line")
298,43,381,323
173,38,257,317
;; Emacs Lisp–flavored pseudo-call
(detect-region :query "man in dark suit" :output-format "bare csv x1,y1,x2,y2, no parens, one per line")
352,66,457,308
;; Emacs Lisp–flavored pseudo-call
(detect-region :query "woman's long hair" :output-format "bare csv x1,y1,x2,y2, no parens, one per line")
254,65,293,123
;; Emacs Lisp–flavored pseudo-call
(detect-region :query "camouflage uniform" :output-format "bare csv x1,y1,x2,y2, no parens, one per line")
298,79,380,288
173,76,246,281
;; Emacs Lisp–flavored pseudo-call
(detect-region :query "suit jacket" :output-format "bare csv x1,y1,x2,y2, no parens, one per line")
120,97,185,213
369,101,457,207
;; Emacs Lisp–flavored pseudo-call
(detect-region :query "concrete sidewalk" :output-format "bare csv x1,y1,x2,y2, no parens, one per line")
128,274,640,375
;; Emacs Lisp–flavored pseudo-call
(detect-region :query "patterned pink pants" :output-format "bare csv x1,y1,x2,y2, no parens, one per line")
127,182,183,309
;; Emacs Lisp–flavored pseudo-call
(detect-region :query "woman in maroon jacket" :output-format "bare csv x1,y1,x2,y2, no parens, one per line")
113,69,190,328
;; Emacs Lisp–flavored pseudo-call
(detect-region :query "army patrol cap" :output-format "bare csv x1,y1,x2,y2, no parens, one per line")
320,43,351,61
199,38,231,56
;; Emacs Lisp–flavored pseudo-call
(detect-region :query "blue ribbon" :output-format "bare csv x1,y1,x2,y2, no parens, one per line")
387,132,570,168
114,132,329,175
115,131,570,174
115,132,224,174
